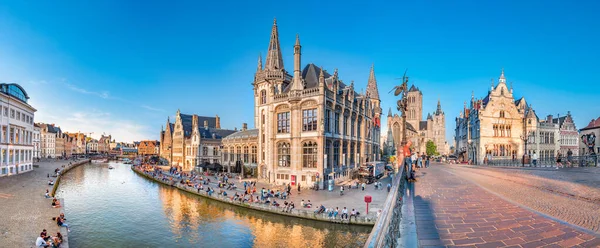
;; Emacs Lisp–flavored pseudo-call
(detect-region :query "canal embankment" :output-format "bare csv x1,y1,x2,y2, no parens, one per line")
132,166,378,226
0,158,88,248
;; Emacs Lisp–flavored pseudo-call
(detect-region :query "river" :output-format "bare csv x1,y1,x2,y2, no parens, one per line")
56,162,371,247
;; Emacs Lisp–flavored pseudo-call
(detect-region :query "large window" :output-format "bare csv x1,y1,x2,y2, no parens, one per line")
325,109,331,133
251,146,257,163
236,147,242,162
333,141,340,167
243,146,249,163
302,142,317,168
213,147,219,156
277,112,290,133
203,147,208,156
334,112,340,134
302,109,317,131
260,90,267,104
277,142,290,167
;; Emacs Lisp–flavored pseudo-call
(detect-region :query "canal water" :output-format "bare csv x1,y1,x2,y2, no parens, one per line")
56,162,371,247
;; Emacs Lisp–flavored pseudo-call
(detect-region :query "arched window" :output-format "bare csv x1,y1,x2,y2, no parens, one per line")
223,147,228,162
260,90,267,104
499,111,505,118
277,142,290,167
230,147,234,162
243,146,249,163
236,147,242,162
251,146,257,163
302,141,318,168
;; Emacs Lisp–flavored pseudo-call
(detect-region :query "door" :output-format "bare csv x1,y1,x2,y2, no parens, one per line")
291,175,296,186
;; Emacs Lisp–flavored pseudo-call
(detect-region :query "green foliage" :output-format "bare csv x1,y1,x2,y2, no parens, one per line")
426,140,438,156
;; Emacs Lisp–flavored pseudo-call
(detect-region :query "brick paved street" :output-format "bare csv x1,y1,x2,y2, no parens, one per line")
0,159,83,247
413,163,600,248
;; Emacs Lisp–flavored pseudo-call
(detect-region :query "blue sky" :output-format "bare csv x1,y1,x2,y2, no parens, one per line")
0,1,598,143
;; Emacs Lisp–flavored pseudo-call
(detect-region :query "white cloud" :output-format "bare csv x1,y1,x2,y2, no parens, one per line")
65,83,110,99
36,109,153,142
141,105,164,112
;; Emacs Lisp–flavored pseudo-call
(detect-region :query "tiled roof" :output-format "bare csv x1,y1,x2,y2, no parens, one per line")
581,117,600,131
198,127,237,140
406,123,417,133
408,85,420,92
223,129,259,140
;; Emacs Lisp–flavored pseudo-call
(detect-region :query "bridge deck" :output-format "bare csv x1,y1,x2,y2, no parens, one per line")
412,164,600,248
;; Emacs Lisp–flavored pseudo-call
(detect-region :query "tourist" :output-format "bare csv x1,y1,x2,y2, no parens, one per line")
36,233,49,248
51,198,61,208
45,189,51,198
387,183,391,192
340,185,344,196
48,180,54,186
361,182,366,191
350,209,357,221
301,199,305,207
56,216,71,232
315,205,326,214
333,207,339,219
297,183,301,193
377,209,382,218
557,152,563,169
532,152,538,166
328,208,334,219
341,207,349,220
306,200,312,208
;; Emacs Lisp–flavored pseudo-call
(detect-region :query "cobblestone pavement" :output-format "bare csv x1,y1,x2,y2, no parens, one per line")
446,165,600,233
413,163,600,248
0,159,83,247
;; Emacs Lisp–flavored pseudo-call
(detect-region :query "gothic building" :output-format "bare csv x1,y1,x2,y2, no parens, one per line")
454,70,562,164
222,19,382,188
159,111,236,171
385,86,448,157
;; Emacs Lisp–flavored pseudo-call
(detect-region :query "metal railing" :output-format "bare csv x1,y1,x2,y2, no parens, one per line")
486,155,598,168
364,164,408,247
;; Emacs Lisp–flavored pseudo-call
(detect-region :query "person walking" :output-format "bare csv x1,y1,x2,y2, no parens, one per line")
402,141,414,181
361,182,366,191
387,183,391,192
556,152,563,169
532,152,538,167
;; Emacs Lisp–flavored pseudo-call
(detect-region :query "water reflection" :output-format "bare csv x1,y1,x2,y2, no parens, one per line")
58,163,370,247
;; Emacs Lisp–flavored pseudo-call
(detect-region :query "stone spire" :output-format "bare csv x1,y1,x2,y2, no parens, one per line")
436,99,442,115
265,18,284,71
257,54,262,71
291,34,303,91
388,107,392,117
366,64,380,99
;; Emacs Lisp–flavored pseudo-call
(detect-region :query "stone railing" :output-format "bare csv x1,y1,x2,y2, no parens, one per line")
302,87,320,97
364,164,409,248
274,93,289,101
487,155,598,167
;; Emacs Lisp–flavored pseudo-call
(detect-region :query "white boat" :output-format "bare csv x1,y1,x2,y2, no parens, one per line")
92,159,108,163
108,166,114,169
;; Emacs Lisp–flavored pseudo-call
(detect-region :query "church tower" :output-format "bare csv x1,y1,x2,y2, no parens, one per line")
406,85,423,130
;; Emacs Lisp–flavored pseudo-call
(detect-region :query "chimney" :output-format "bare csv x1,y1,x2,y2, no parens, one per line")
204,120,208,128
547,115,553,123
234,127,237,131
192,115,199,127
215,115,221,129
242,123,248,131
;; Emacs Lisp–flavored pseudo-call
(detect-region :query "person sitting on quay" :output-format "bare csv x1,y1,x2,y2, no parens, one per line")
56,215,71,232
314,204,326,214
48,180,55,186
333,207,339,219
36,233,49,248
350,209,360,221
271,199,280,207
45,189,51,198
341,207,349,220
51,198,61,208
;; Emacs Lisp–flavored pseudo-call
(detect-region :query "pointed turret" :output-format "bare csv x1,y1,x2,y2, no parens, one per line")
257,54,262,71
366,64,380,100
436,99,443,115
318,66,325,87
499,68,506,84
388,107,392,117
265,18,284,71
290,34,303,91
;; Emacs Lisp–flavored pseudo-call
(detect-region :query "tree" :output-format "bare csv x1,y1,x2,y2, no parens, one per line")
426,140,438,156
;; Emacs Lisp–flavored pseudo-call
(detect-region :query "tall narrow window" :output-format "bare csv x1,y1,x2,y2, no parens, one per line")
334,112,340,134
243,146,249,163
325,109,331,133
333,141,340,167
277,112,290,133
277,143,290,167
302,108,317,131
251,146,257,163
302,142,318,168
260,90,267,104
213,147,219,156
203,147,208,156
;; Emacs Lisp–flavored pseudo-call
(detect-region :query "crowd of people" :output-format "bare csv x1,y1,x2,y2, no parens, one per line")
135,164,381,223
35,212,69,247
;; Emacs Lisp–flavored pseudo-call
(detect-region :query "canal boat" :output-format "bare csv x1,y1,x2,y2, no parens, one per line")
92,159,108,163
108,166,115,169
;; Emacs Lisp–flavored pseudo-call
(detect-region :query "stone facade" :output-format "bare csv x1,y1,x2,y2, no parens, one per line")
225,20,381,187
98,135,111,154
385,87,448,156
548,112,579,156
454,70,561,164
138,140,159,156
86,139,98,153
33,124,41,159
159,111,235,171
0,83,36,176
39,123,59,158
222,125,258,173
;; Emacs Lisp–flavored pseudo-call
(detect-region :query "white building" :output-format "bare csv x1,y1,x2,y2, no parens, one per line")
0,83,37,177
87,139,99,153
38,123,61,158
33,123,41,160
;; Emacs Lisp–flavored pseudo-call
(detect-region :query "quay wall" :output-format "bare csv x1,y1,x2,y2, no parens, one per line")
132,166,376,226
51,159,91,197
